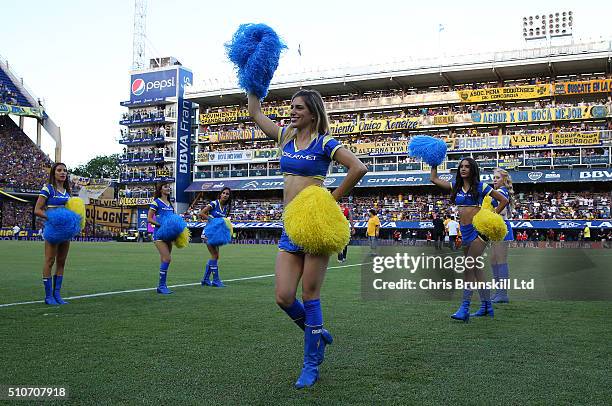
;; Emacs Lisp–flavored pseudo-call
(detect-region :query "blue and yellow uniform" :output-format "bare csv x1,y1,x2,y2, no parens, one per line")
207,200,229,219
453,181,493,246
149,198,175,241
39,184,69,209
277,126,342,253
491,186,514,241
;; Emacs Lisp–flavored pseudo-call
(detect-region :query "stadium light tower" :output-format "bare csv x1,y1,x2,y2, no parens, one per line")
132,0,148,70
522,10,573,42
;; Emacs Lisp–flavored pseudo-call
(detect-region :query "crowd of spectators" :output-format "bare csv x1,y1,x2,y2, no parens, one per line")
119,165,173,181
122,106,174,122
182,190,610,223
0,116,53,191
121,145,174,161
0,82,18,105
118,187,155,199
121,125,171,142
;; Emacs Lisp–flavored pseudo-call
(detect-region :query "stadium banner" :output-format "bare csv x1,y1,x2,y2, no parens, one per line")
175,67,193,206
197,148,279,163
0,103,45,119
498,159,523,169
90,198,119,207
552,132,600,146
473,105,608,125
137,208,149,231
554,79,612,95
86,206,132,227
196,152,209,162
200,105,290,125
129,68,179,103
510,133,550,147
186,168,612,192
455,135,510,150
206,129,267,143
457,85,551,103
184,220,612,230
118,197,153,206
349,141,408,156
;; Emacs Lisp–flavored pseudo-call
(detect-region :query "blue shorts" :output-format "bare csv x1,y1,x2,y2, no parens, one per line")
460,224,487,247
503,220,514,241
278,229,303,254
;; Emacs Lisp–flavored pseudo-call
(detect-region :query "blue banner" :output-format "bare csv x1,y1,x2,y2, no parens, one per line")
137,209,149,231
175,67,193,206
129,69,178,103
186,168,612,192
186,220,612,230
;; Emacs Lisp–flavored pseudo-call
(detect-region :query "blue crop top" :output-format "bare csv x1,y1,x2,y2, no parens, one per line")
277,126,342,180
149,198,175,218
492,186,511,218
39,184,70,208
207,200,229,218
453,181,492,206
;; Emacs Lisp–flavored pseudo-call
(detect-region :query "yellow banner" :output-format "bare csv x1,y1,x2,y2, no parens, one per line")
207,129,267,143
118,197,153,206
510,134,550,147
474,105,608,124
552,132,600,146
200,105,290,125
458,85,551,103
86,206,132,227
433,115,455,125
348,141,408,156
554,79,612,95
329,117,420,136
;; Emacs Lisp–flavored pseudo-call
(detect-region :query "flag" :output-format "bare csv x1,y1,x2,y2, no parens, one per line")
438,24,445,32
298,43,302,56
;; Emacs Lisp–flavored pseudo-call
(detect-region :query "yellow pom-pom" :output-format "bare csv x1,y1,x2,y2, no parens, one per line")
473,196,507,241
174,227,191,249
283,186,350,256
223,217,234,236
66,197,86,230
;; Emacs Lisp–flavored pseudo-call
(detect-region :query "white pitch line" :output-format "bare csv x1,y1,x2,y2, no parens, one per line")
0,262,371,308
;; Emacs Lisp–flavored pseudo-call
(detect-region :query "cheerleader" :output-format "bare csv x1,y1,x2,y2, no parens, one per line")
147,182,176,294
199,187,232,287
431,158,508,321
248,89,367,388
34,163,72,305
490,168,514,303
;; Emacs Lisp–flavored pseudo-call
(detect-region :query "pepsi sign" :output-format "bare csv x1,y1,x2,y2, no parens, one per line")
129,69,178,102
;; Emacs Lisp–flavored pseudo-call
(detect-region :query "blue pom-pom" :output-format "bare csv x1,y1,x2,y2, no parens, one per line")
225,23,287,99
43,208,81,244
156,214,187,242
408,135,448,166
205,218,232,247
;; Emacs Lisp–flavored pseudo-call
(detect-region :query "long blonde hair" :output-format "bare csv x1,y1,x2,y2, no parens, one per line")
281,89,330,148
494,168,514,209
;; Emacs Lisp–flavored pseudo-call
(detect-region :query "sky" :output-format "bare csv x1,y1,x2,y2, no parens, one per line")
2,0,611,167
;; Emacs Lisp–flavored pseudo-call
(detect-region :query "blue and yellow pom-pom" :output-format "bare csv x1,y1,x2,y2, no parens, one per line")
225,23,287,99
408,135,448,167
156,214,187,242
43,208,81,244
473,196,508,241
205,217,232,247
174,227,191,249
66,197,86,230
283,186,350,256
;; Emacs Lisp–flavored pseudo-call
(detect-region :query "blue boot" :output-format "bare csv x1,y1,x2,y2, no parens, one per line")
295,325,321,389
471,301,494,318
492,264,510,303
201,261,212,286
43,278,58,306
157,269,173,294
53,275,69,305
450,300,470,323
211,261,225,287
317,329,333,366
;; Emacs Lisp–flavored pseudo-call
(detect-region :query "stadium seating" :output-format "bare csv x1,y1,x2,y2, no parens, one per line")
0,65,32,106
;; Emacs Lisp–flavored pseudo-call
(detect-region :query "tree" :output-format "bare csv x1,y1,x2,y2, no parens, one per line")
71,154,121,179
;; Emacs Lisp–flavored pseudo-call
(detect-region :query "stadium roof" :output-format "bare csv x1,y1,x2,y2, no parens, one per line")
186,39,612,107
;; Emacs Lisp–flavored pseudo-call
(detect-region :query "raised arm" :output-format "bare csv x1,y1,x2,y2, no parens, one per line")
248,93,280,141
331,148,368,201
430,166,452,191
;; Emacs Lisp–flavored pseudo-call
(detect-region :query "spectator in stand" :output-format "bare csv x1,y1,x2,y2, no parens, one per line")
367,209,381,254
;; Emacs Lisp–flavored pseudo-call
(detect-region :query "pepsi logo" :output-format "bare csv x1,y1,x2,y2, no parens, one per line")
132,79,145,96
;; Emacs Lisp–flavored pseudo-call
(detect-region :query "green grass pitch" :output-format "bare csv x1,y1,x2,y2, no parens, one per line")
1,241,610,405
